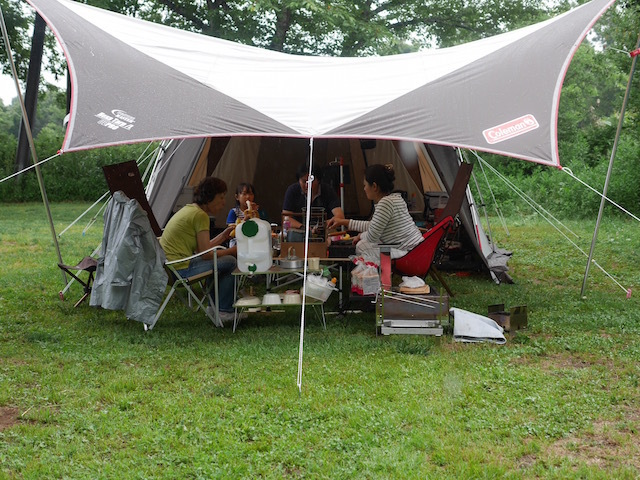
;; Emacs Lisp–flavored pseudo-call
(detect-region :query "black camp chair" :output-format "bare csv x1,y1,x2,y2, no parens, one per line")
58,256,98,307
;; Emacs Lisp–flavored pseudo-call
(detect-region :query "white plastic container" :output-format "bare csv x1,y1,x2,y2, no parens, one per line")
235,218,273,273
303,275,337,302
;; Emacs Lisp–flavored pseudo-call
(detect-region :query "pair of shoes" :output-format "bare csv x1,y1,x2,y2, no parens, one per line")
219,310,248,327
218,310,235,325
206,307,247,327
220,310,248,322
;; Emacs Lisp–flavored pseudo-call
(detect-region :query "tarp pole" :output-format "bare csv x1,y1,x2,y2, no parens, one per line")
297,137,315,393
339,156,345,214
580,33,640,298
0,9,66,282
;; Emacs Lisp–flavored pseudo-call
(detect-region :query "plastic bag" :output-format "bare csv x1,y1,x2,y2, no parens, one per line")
399,276,426,288
350,256,366,295
361,262,381,296
304,274,337,302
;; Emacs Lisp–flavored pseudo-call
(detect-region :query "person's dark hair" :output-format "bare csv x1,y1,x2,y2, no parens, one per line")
193,177,227,205
365,164,395,194
296,161,322,181
234,182,255,206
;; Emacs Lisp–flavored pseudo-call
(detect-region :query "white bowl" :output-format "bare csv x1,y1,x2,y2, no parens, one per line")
283,293,302,304
262,293,282,305
236,296,261,306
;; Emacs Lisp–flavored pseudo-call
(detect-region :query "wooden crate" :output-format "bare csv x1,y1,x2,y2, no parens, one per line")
280,241,328,259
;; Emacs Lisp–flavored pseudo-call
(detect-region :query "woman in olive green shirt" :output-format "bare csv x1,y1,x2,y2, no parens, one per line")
160,177,237,318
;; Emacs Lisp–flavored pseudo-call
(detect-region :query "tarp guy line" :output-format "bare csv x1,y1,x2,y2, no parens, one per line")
473,151,579,240
475,153,629,295
562,168,640,223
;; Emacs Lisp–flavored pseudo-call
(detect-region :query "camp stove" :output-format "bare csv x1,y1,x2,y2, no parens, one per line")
376,288,449,336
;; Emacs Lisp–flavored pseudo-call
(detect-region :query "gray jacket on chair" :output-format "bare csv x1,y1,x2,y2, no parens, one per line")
90,191,168,326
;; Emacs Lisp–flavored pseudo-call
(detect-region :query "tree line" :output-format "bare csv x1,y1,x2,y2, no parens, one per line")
0,0,637,218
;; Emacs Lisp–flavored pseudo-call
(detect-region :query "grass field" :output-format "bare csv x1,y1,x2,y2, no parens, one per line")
1,202,639,479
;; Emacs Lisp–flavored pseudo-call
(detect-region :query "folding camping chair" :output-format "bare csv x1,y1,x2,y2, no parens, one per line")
57,256,98,307
148,246,225,330
379,215,456,295
379,162,474,297
100,160,224,330
376,216,454,335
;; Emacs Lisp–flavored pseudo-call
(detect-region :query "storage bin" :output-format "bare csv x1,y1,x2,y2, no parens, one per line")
303,276,337,302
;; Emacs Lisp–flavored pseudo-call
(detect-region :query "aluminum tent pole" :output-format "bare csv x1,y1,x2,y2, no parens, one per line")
580,33,640,298
297,137,315,393
0,8,65,282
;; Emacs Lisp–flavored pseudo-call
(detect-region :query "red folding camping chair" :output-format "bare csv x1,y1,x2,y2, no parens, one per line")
374,163,473,335
378,215,456,295
379,162,473,296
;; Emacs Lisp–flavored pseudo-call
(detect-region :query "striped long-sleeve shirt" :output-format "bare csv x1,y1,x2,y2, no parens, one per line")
349,193,424,253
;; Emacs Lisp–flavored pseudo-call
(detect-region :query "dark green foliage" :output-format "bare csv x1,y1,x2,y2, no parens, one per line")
471,135,640,220
0,131,153,202
0,0,34,80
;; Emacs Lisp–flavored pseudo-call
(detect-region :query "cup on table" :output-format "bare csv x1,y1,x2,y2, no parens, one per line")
308,257,320,270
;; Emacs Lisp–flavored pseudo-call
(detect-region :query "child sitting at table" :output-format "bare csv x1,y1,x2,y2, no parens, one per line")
226,182,268,246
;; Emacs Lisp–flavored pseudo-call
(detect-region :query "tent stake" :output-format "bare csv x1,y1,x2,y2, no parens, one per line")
0,8,66,283
580,32,640,299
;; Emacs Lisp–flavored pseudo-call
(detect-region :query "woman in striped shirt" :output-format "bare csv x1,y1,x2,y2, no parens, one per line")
326,164,424,265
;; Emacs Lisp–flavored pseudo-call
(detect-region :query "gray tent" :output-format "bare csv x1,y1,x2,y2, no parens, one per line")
146,137,512,282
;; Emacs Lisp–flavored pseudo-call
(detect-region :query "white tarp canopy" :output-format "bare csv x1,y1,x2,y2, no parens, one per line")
26,0,615,167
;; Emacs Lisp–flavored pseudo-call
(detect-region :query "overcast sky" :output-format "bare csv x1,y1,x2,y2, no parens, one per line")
0,71,67,106
0,74,19,105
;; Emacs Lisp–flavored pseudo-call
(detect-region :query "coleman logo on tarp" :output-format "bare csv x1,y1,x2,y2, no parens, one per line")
95,110,136,131
483,114,538,144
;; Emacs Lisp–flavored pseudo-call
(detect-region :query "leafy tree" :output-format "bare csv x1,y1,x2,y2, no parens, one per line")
28,84,66,136
0,0,67,89
0,0,33,79
559,44,625,168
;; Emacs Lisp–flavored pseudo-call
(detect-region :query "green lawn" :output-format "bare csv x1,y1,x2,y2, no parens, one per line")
1,203,639,479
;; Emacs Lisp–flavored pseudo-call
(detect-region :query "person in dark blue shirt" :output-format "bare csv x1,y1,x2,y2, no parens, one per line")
282,162,344,240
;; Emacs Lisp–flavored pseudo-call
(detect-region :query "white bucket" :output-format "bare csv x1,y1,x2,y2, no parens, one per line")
235,218,273,273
